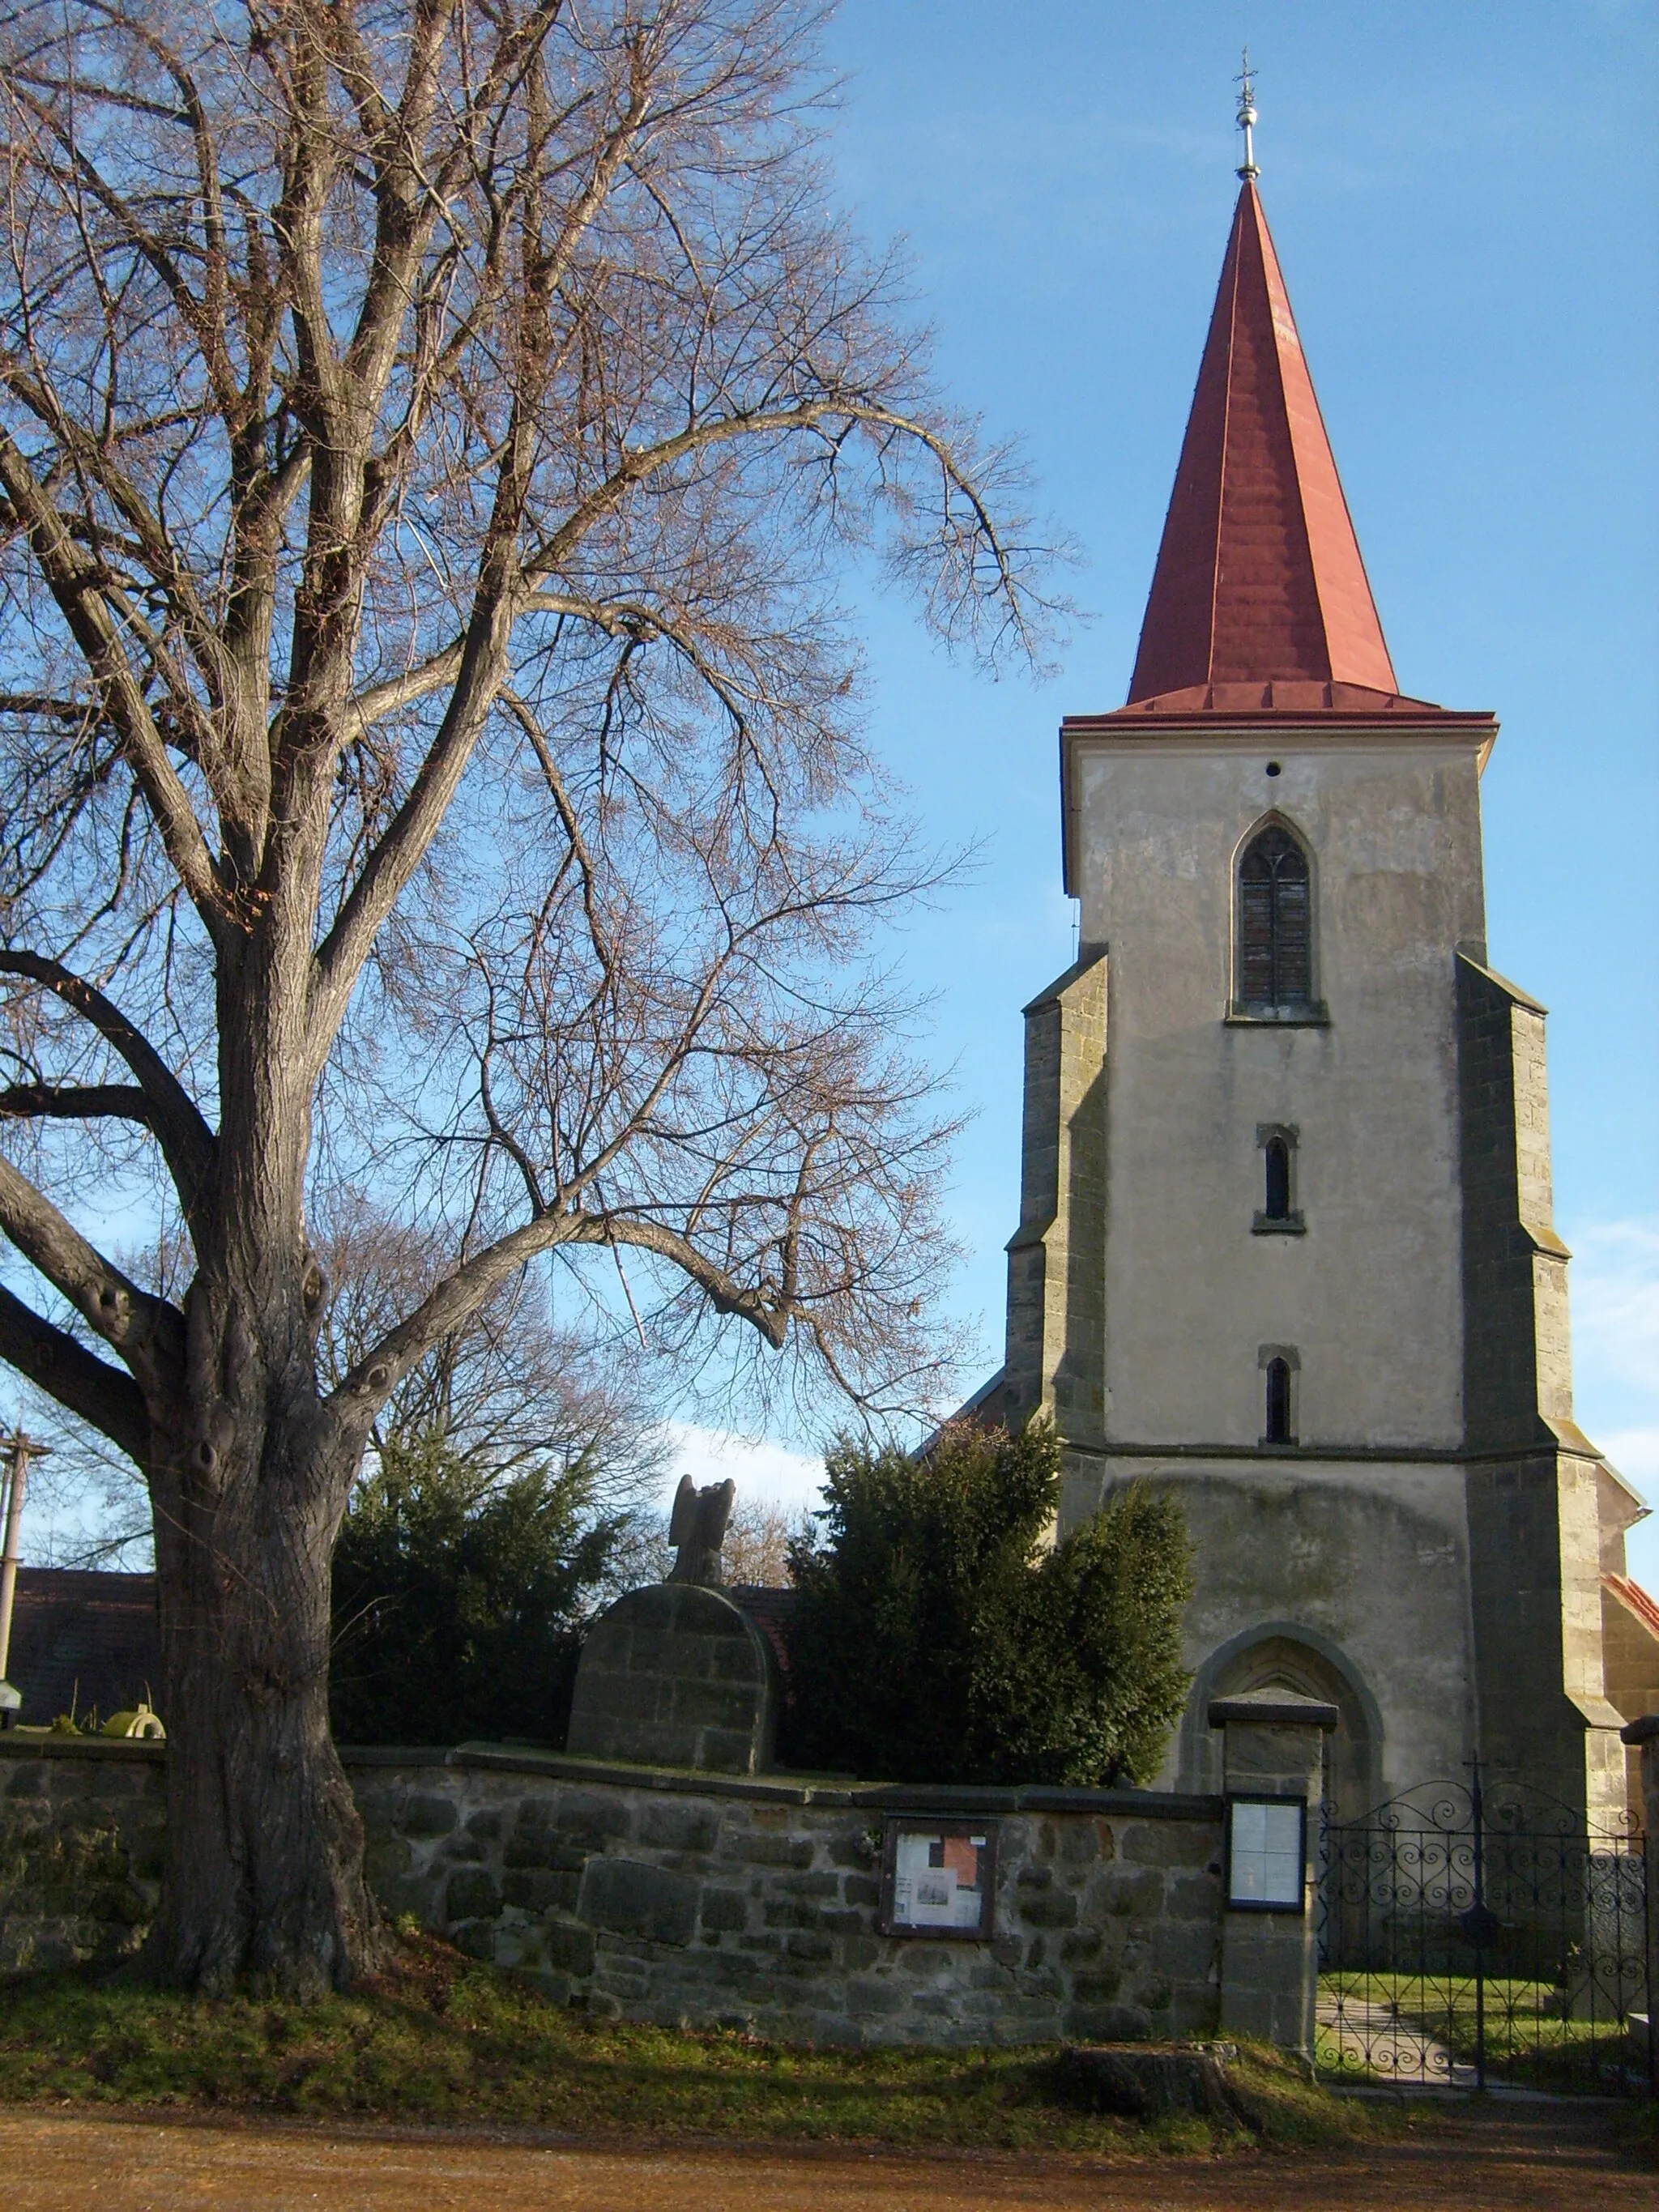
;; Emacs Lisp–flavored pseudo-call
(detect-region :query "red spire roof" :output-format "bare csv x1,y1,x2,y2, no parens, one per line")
1123,183,1420,716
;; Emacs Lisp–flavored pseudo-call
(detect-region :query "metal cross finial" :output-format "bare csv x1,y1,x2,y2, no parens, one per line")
1235,49,1260,182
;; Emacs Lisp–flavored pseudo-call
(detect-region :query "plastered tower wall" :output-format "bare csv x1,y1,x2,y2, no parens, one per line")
1048,727,1488,1806
1001,731,1627,1822
1066,733,1486,1458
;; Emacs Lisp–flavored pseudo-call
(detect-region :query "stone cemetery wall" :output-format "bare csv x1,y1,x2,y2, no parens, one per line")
359,1749,1224,2044
0,1735,165,1975
1,1737,1224,2045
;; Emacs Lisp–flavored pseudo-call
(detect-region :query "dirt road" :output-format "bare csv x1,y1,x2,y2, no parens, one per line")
0,2101,1647,2210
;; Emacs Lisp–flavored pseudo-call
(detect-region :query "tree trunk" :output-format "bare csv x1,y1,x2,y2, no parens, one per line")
145,1408,384,1995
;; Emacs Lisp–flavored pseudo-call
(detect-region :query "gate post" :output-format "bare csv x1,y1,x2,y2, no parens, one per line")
1209,1694,1338,2055
1621,1713,1659,2091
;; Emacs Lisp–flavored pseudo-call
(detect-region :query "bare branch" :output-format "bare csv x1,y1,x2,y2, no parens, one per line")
0,952,215,1217
605,1214,791,1348
0,1281,148,1460
0,1080,156,1127
0,0,1045,1472
0,1151,183,1389
327,1197,791,1431
0,427,226,931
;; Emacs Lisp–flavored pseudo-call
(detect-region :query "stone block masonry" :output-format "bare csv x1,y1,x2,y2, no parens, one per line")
360,1749,1223,2045
0,1735,166,1974
1000,948,1107,1449
1456,952,1625,1828
2,1737,1224,2047
565,1584,778,1775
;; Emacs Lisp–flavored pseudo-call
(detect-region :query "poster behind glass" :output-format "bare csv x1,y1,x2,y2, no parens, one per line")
881,1820,996,1939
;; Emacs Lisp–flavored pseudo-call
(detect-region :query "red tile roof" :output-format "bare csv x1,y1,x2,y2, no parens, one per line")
727,1583,797,1682
1606,1573,1659,1646
1120,184,1449,719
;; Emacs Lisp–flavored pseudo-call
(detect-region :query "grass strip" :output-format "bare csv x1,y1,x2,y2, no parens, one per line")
0,1932,1427,2156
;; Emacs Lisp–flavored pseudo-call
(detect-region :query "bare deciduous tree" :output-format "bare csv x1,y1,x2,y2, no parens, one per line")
15,1200,665,1563
0,0,1051,1993
721,1492,806,1587
314,1196,664,1494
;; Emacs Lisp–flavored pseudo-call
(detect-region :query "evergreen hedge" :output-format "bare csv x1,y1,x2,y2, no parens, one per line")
782,1421,1192,1786
329,1438,628,1746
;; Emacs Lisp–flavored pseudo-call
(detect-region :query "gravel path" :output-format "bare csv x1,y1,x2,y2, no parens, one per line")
1316,1993,1478,2088
0,2101,1646,2210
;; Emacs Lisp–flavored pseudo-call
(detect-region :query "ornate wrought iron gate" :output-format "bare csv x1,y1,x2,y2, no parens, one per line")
1318,1762,1653,2095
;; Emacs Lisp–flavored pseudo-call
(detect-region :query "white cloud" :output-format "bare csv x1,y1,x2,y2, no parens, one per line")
1571,1219,1659,1398
1601,1429,1659,1489
660,1422,825,1518
1568,1219,1659,1475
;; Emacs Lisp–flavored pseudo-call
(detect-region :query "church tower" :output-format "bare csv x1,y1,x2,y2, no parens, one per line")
979,128,1646,1825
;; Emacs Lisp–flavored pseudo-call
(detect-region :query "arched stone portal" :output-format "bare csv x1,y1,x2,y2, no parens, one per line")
1177,1622,1382,1822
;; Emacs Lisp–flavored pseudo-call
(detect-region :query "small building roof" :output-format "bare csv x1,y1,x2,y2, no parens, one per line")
1606,1572,1659,1647
3,1567,160,1727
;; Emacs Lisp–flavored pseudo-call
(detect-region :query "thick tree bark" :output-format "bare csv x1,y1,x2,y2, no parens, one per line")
140,899,386,1990
147,1403,383,1994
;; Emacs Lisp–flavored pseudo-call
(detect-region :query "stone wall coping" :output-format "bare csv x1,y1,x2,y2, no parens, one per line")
0,1728,1226,1822
0,1736,458,1766
448,1740,1223,1818
1207,1698,1340,1731
0,1730,165,1760
339,1745,462,1767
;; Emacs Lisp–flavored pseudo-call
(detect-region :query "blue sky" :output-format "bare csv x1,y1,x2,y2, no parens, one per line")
9,6,1653,1586
672,3,1659,1575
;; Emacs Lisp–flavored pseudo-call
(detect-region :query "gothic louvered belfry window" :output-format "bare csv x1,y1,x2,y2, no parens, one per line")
1238,825,1311,1008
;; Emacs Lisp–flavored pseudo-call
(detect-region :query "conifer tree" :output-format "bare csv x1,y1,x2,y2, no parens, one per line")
330,1436,629,1750
784,1424,1192,1787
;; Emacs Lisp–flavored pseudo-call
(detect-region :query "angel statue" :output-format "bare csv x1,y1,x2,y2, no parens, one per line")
667,1474,736,1587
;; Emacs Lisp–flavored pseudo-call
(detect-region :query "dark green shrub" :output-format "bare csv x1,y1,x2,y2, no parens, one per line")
782,1421,1192,1786
329,1436,632,1747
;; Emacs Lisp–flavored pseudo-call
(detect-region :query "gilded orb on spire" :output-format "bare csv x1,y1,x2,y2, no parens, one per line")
1235,49,1260,181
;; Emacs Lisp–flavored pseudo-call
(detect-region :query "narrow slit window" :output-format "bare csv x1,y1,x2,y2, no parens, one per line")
1264,1136,1291,1221
1239,826,1311,1008
1265,1357,1293,1444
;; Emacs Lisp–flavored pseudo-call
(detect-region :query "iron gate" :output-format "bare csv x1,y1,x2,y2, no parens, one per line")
1318,1761,1653,2095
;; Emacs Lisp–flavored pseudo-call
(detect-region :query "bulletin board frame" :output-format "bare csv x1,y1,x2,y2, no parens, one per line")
876,1816,998,1941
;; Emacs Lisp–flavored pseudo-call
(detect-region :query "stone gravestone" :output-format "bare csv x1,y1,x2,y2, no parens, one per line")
565,1478,778,1775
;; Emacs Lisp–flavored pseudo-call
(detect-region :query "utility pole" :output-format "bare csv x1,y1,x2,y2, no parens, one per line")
0,1426,49,1724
